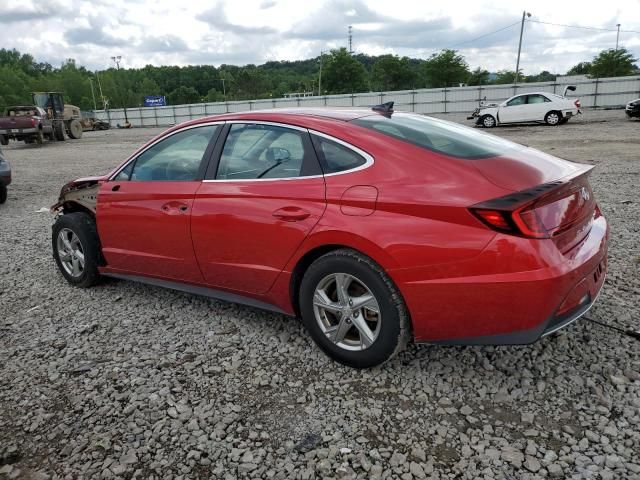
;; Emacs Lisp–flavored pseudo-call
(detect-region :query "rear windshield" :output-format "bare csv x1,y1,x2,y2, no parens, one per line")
351,113,520,159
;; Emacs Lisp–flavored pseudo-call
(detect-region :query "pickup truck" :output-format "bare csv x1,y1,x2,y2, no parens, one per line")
0,106,54,145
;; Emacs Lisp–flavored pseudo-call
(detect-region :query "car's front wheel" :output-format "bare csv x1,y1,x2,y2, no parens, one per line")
52,212,102,288
299,249,410,368
481,115,496,128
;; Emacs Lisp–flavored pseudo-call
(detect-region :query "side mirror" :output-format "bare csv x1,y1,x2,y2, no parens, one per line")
266,147,290,163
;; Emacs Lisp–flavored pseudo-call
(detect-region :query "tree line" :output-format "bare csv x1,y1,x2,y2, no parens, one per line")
0,47,637,112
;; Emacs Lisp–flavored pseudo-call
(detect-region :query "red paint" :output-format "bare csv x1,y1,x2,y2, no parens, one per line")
85,109,607,344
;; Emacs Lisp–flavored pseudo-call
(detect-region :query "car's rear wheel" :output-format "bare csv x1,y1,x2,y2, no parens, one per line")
299,249,410,368
0,135,8,146
52,212,101,288
545,111,562,125
481,115,496,128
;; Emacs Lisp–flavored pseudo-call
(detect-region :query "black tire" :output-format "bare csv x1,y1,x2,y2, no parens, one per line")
35,130,44,144
0,135,7,146
67,119,83,139
0,183,7,204
52,212,102,288
24,138,34,144
480,114,496,128
299,249,411,368
544,111,562,126
54,121,65,141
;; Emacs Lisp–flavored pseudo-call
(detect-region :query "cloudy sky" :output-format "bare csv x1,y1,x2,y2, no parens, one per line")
2,0,639,74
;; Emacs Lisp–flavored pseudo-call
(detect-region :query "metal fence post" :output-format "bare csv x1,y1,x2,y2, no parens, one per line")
172,106,177,125
443,88,447,114
412,90,416,112
594,78,599,109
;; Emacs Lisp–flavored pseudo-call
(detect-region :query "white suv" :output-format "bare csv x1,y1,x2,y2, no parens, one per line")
469,87,581,128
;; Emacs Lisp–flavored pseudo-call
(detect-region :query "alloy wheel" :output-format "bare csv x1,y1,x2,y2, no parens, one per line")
313,273,382,351
56,228,85,278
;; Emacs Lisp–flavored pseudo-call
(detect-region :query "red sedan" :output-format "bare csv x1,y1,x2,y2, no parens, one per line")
51,104,608,368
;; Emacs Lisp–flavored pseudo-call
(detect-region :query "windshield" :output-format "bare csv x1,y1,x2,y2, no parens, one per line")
351,113,521,159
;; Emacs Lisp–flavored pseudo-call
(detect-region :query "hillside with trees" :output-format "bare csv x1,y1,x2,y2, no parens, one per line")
0,47,637,111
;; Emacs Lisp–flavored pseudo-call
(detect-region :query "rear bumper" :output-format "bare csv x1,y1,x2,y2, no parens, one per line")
0,128,38,136
392,215,609,344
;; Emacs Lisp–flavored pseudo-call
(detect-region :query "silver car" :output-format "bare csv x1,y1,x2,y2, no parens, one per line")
0,146,11,204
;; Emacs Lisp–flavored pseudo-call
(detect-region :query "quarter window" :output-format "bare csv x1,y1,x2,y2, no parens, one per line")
311,135,367,174
216,124,311,180
116,125,218,181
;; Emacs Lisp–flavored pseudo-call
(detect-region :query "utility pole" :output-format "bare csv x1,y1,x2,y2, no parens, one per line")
348,26,353,54
95,71,106,109
88,78,97,111
318,51,325,96
111,55,129,124
217,78,226,101
615,23,621,51
514,11,531,85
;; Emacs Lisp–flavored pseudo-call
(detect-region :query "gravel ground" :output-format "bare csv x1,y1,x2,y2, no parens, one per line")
1,110,639,480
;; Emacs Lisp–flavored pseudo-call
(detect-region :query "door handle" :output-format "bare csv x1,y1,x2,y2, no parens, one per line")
111,184,120,191
161,201,189,214
272,207,311,222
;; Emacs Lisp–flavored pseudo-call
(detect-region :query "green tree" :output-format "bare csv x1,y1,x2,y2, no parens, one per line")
566,62,591,76
466,67,490,86
526,70,556,82
422,49,470,88
322,48,368,94
370,55,416,91
168,86,200,104
589,48,638,78
140,78,160,96
492,70,517,84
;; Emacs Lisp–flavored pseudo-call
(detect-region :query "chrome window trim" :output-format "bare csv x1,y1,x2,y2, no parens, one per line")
202,121,375,183
108,122,225,181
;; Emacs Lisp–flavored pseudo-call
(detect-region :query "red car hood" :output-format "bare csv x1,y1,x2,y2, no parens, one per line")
472,147,591,191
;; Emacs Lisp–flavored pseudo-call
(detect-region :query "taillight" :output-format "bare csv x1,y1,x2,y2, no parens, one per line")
470,171,596,240
472,209,514,233
574,99,581,108
31,118,37,127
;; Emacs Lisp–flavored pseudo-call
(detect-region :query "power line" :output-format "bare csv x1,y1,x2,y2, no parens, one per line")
528,19,640,34
445,21,522,49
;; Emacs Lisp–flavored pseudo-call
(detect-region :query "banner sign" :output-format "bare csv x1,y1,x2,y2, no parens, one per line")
144,96,166,107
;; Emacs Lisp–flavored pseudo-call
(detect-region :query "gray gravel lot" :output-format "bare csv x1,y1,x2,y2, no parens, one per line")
1,110,639,480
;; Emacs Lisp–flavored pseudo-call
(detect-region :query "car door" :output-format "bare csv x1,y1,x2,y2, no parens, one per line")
191,122,326,294
526,94,552,121
97,123,221,282
498,95,528,123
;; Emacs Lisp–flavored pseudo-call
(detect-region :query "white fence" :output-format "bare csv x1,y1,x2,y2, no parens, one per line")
94,75,640,127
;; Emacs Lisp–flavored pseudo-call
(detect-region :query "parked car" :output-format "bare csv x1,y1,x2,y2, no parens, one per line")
0,146,11,204
469,86,581,127
50,105,608,368
625,98,640,119
0,105,54,145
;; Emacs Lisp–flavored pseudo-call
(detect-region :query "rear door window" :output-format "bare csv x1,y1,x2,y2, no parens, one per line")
215,123,320,180
527,94,550,104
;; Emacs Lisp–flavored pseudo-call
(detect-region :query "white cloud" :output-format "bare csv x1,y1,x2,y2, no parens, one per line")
0,0,638,73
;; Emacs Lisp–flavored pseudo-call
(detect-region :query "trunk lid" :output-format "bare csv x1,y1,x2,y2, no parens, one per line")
471,150,598,254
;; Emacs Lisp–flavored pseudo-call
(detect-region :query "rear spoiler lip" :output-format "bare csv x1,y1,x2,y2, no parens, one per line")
472,164,594,211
